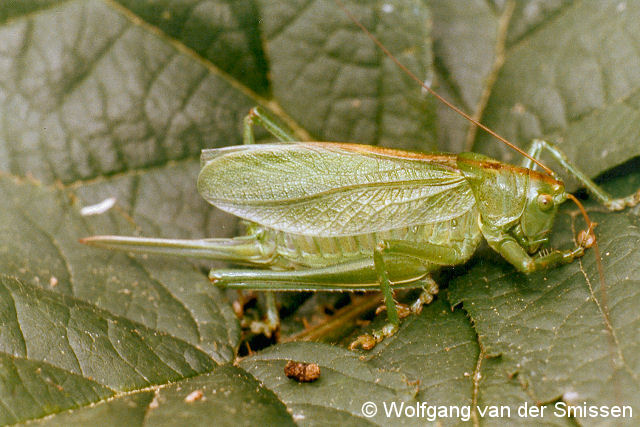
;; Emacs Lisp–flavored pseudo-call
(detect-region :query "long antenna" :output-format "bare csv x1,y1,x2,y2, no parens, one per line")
334,0,555,177
338,1,618,395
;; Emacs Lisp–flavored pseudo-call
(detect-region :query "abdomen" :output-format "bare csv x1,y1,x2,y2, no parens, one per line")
267,206,482,269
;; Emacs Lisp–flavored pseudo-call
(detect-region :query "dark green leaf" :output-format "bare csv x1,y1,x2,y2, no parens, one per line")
475,1,640,178
450,196,640,424
0,351,112,425
258,0,437,151
113,0,269,95
24,366,294,426
0,0,264,184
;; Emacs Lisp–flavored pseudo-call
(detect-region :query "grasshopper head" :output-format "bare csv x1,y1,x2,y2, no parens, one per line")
514,175,566,253
458,153,567,253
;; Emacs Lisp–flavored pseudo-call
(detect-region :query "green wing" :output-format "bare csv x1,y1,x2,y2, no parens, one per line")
198,143,475,237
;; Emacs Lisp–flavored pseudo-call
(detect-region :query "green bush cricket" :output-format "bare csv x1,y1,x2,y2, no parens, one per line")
81,2,640,350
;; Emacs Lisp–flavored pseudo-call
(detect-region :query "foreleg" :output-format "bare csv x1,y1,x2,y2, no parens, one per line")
523,139,640,210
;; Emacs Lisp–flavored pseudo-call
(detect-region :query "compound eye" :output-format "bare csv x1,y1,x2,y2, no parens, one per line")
537,194,554,211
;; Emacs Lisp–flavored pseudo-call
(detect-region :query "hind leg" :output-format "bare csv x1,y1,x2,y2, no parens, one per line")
212,239,461,349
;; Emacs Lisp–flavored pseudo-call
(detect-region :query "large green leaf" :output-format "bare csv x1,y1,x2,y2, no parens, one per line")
258,0,437,151
0,0,639,425
474,1,640,177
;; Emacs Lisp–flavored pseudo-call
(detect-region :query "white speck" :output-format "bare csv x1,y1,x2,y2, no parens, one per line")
512,103,526,114
49,276,58,288
185,389,204,402
563,390,579,403
617,2,627,12
523,2,541,20
293,414,306,421
80,197,116,216
382,4,394,13
149,395,159,409
421,76,433,95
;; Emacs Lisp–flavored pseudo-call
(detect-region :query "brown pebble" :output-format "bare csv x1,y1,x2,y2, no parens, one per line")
284,361,321,382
